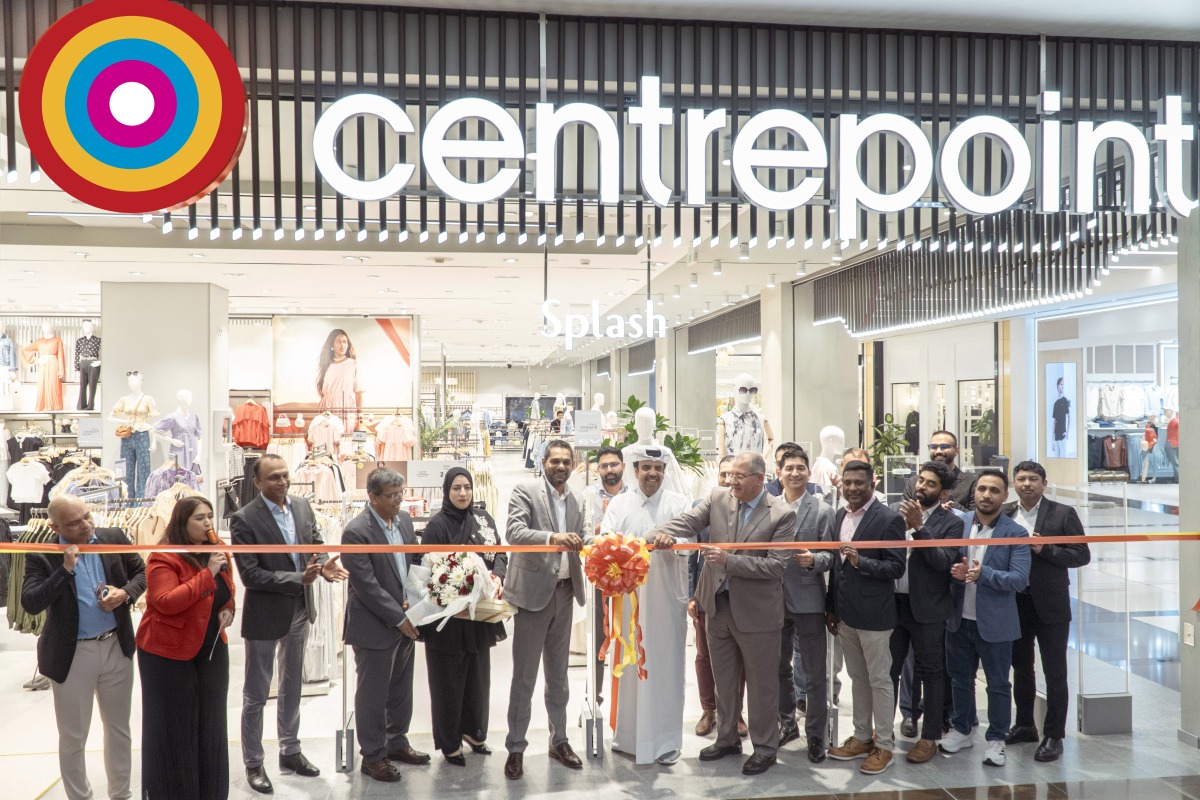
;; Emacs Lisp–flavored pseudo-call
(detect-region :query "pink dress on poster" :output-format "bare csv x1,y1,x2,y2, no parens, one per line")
318,358,361,427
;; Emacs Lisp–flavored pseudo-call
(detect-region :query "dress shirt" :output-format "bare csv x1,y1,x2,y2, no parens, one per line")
60,534,117,639
720,489,765,593
962,520,995,621
1013,499,1041,536
545,479,572,578
591,482,628,525
370,506,407,601
268,496,304,570
839,496,875,543
895,503,936,593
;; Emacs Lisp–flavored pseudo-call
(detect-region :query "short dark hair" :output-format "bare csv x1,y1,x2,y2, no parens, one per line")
718,454,736,466
366,466,406,495
779,446,810,468
253,454,286,479
918,461,953,491
596,446,623,463
976,467,1009,490
1012,460,1047,481
544,439,575,461
930,430,959,446
774,441,799,457
841,459,873,479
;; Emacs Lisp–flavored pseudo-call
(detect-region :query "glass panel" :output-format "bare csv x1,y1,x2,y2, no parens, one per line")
958,379,997,468
891,382,920,455
882,454,918,505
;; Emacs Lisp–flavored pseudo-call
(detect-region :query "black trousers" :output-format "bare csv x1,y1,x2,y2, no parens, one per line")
77,358,100,410
426,645,492,754
888,594,946,741
1013,592,1072,738
138,643,230,800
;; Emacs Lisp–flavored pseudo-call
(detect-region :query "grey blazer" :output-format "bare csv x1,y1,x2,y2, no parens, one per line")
341,506,417,649
504,479,587,612
782,493,836,615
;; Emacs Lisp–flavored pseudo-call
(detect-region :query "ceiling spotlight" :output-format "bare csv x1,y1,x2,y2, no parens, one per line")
712,260,723,277
703,302,711,313
74,251,88,258
689,273,699,288
688,309,696,320
741,285,750,299
721,134,733,167
739,242,750,260
767,273,776,289
672,285,681,298
796,261,807,277
504,257,517,263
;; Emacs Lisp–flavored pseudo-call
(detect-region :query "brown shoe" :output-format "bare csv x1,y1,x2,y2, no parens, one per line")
386,745,430,765
548,742,583,769
737,719,749,739
860,747,893,775
359,758,402,783
695,711,717,737
827,735,873,761
504,752,523,780
906,739,938,764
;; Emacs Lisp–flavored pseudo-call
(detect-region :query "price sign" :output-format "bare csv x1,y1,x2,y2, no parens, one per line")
574,410,604,448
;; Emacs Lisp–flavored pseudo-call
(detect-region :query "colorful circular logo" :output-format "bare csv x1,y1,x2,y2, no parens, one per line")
19,0,247,213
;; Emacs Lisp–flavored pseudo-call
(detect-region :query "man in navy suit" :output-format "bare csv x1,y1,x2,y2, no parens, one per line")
938,469,1030,768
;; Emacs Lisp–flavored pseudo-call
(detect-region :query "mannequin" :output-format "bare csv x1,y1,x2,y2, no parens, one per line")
154,389,202,472
562,403,574,434
555,392,567,411
810,425,846,492
592,392,606,412
530,392,544,420
0,325,14,412
110,371,162,498
716,373,773,458
75,319,102,410
22,322,66,411
1165,408,1180,482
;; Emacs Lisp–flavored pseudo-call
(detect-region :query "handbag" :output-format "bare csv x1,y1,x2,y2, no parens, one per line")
115,424,133,439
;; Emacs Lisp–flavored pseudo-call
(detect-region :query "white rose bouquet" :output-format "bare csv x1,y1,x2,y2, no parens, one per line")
405,551,505,630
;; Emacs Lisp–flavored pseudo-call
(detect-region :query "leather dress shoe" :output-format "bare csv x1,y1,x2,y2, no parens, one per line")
548,742,583,769
360,758,402,782
796,698,807,715
246,766,273,794
504,752,523,780
1035,736,1064,762
779,720,801,747
699,743,743,761
279,752,320,777
737,719,749,738
387,745,431,765
463,736,492,755
444,752,467,767
1005,725,1041,745
695,710,717,736
807,736,827,763
742,753,776,775
901,717,918,738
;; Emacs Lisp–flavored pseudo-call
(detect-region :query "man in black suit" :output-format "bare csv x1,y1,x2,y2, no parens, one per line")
889,462,961,764
231,454,349,794
342,466,429,782
1003,460,1091,762
21,495,145,800
825,460,906,775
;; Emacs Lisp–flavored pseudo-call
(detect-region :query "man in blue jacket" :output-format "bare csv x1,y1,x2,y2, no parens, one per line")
938,469,1030,768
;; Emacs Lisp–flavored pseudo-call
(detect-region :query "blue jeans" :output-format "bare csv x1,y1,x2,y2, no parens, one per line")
120,430,151,498
945,619,1013,742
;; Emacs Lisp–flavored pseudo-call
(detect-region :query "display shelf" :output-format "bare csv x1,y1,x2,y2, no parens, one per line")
0,410,99,419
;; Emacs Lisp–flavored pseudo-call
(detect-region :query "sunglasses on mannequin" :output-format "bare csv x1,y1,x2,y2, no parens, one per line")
737,386,759,395
126,370,140,376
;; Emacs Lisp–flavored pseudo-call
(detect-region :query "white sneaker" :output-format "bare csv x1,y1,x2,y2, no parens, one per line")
656,750,681,766
984,740,1006,766
938,729,974,753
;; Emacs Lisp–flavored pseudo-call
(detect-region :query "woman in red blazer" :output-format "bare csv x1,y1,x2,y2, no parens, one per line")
136,496,235,800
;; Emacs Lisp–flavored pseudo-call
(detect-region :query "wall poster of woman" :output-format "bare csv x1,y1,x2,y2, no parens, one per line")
317,328,363,428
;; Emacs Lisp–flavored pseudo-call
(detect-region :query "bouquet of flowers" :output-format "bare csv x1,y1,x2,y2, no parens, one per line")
405,551,511,630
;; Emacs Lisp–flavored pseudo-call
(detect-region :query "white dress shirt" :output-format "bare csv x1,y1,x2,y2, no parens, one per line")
962,520,995,621
545,479,572,578
1013,499,1041,536
895,503,936,594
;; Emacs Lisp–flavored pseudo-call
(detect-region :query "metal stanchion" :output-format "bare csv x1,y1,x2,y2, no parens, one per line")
335,579,356,773
580,449,606,758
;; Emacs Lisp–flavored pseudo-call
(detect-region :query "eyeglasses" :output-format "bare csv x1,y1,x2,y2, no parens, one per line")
928,443,956,450
125,370,140,376
737,386,759,395
729,472,763,482
379,491,405,501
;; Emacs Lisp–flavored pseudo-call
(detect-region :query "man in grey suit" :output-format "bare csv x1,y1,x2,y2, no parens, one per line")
504,440,587,780
231,454,348,795
651,452,796,776
341,467,430,783
774,446,835,763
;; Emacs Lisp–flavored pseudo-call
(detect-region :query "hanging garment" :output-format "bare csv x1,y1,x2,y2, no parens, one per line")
6,460,52,503
1086,385,1100,420
111,393,158,431
21,337,66,411
143,464,201,498
154,411,203,471
1103,435,1127,470
306,414,345,457
720,407,766,455
0,335,16,371
1097,384,1121,420
1119,384,1148,421
233,401,271,449
904,410,920,454
376,415,417,461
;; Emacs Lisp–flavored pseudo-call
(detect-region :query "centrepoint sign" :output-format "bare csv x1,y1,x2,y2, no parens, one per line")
313,78,1198,241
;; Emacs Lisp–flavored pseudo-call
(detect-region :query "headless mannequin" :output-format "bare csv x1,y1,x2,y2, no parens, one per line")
592,392,605,412
716,373,773,458
157,389,201,467
633,406,656,444
810,425,846,491
110,372,165,498
76,320,102,410
530,392,543,420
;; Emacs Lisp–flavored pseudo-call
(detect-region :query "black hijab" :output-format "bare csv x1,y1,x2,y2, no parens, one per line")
439,466,474,528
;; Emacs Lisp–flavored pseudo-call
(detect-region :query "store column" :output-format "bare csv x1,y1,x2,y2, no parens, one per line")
660,325,715,434
760,285,796,444
792,282,861,448
99,282,231,496
1177,214,1200,747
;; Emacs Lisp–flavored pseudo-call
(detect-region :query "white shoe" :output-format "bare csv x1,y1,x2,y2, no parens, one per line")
984,741,1006,766
656,750,681,766
938,729,974,753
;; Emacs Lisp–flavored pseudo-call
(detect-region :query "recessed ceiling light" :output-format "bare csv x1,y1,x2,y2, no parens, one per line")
304,205,318,211
260,289,269,294
191,253,205,258
499,290,510,295
128,271,143,276
222,272,245,277
504,257,517,263
22,270,35,275
367,274,380,278
74,251,88,258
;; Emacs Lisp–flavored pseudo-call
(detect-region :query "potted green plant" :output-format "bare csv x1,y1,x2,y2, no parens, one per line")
868,412,909,475
599,394,704,475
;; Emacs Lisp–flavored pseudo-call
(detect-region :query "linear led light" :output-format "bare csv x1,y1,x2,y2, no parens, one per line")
688,335,762,355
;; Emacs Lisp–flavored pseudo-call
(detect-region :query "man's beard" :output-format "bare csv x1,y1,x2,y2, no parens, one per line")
602,472,622,488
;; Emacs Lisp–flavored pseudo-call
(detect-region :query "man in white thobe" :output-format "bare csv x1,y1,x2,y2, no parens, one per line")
600,444,692,765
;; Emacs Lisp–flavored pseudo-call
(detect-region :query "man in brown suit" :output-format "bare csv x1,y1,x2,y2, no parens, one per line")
651,452,796,776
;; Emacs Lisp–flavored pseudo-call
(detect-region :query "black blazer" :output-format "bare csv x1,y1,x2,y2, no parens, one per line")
341,506,416,649
827,501,907,631
1002,498,1090,624
21,528,146,683
231,495,326,641
901,505,961,624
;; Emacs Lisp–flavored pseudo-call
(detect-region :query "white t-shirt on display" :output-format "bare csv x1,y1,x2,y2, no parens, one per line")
7,460,51,503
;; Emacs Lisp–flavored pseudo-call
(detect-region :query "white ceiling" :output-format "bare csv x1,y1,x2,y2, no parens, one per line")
327,0,1200,41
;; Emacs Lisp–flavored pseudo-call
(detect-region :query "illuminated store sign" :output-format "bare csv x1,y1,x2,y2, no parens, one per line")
314,79,1198,240
540,299,667,351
